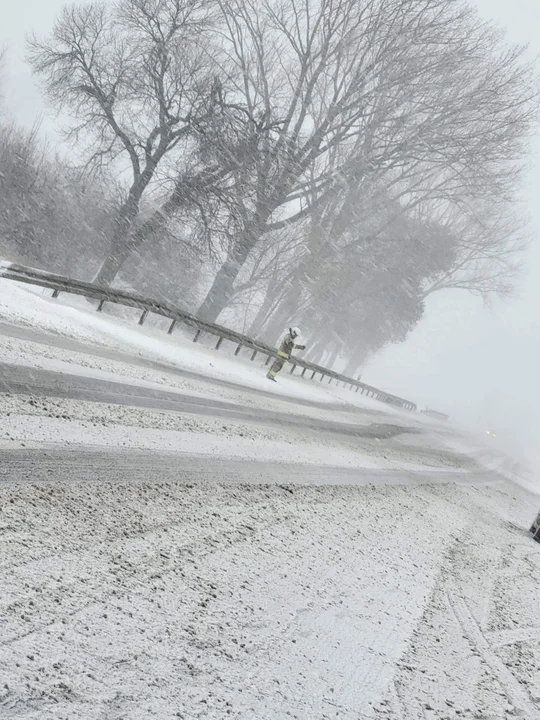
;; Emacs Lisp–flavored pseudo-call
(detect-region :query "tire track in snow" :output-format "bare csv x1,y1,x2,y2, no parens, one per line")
449,594,538,717
382,484,540,719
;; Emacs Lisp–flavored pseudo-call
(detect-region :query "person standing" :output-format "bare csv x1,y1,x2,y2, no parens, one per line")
266,326,306,381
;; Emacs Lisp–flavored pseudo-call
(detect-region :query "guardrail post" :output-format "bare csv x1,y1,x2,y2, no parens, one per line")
311,370,317,379
215,336,223,350
265,356,272,366
138,309,149,325
97,299,105,312
301,368,307,377
234,344,242,356
167,319,177,334
319,373,324,382
355,386,359,393
250,350,258,361
52,289,60,299
290,364,296,374
193,329,201,343
328,377,332,384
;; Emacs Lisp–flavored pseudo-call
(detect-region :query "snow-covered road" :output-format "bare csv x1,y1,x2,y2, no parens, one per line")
0,318,473,473
0,360,418,441
0,446,494,488
1,474,539,720
0,320,371,420
1,283,539,719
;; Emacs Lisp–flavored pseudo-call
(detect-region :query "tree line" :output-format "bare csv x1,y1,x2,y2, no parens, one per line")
1,0,537,374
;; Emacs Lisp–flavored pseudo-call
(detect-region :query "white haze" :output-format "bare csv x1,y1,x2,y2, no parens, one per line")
1,0,539,472
365,0,540,474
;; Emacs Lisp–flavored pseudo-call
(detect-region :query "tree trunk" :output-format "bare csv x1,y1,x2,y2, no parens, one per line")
93,172,155,287
324,344,341,370
197,214,271,322
306,337,327,365
197,239,255,322
261,300,295,346
247,275,282,337
258,275,306,346
342,345,367,377
92,172,212,288
258,210,325,344
92,240,137,288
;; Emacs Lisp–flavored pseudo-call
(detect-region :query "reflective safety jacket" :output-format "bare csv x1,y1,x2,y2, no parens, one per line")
277,332,305,360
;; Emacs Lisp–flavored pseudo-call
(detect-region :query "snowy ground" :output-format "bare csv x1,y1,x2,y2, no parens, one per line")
0,329,404,428
1,382,538,719
1,477,539,719
0,279,416,417
2,276,540,719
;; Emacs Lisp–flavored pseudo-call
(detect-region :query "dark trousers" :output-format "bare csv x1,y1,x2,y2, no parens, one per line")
267,358,285,378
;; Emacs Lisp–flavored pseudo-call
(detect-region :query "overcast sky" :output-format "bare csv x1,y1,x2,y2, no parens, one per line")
1,0,539,467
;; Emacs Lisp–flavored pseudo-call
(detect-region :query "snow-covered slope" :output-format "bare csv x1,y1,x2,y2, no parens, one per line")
0,279,411,413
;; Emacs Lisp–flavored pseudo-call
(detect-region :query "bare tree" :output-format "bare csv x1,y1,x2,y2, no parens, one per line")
237,158,527,370
114,94,268,260
420,202,529,299
25,0,537,340
28,0,217,286
192,0,537,321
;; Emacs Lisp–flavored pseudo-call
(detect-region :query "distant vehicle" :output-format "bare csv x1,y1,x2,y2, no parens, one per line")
421,408,450,421
530,511,540,543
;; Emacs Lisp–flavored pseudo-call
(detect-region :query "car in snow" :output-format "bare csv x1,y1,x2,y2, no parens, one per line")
530,510,540,543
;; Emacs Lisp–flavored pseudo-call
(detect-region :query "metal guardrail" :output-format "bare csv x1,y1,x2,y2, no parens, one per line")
0,260,418,411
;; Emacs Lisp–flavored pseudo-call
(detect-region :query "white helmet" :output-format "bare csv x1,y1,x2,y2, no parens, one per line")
290,326,301,339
